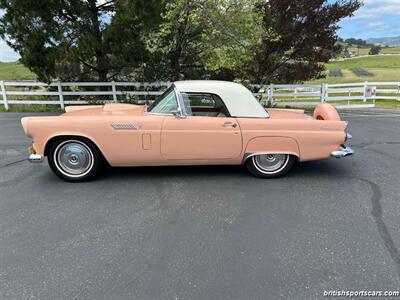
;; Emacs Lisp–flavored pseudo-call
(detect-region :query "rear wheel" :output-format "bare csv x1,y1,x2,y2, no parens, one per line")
48,137,103,182
245,154,295,178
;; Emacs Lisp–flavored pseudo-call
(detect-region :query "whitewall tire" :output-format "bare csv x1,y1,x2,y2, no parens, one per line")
48,137,104,182
245,154,296,178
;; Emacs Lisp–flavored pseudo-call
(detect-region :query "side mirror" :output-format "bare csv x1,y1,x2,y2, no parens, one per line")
171,109,179,117
171,108,186,119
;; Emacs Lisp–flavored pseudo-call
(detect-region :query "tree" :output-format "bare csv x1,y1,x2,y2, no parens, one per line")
345,38,366,46
250,0,361,83
151,0,262,81
153,0,208,81
343,46,351,58
0,0,164,82
1,0,362,83
357,45,361,56
369,45,382,55
199,0,262,80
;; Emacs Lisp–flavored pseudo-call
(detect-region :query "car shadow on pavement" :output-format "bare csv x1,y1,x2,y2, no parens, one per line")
291,159,351,177
98,159,350,181
102,164,247,180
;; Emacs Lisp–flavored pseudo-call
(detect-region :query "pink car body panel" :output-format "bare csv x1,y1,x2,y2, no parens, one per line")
21,81,350,167
22,105,346,167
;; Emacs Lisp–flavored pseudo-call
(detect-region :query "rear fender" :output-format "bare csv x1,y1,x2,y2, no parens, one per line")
243,137,300,162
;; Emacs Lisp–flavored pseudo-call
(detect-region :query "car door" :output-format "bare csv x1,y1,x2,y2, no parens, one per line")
161,92,242,160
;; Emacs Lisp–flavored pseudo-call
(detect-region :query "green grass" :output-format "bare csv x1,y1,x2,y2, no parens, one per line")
374,99,400,109
1,56,399,110
0,61,36,81
327,55,400,69
0,105,62,112
309,55,400,84
348,47,400,56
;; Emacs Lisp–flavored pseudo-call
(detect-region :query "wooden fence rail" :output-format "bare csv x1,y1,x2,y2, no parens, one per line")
1,81,399,110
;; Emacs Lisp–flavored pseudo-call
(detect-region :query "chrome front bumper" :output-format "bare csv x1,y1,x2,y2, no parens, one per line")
28,145,44,163
29,154,44,163
331,146,354,158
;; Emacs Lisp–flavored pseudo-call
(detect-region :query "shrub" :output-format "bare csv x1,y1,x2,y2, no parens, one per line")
369,45,382,55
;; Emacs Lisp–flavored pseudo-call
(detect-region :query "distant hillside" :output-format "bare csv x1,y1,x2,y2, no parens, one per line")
0,61,36,81
367,36,400,47
309,55,400,84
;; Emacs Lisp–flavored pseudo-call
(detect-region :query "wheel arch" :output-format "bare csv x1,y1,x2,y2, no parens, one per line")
44,134,109,164
243,136,300,163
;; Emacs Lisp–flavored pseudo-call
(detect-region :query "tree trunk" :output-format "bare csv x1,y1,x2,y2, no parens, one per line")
169,0,191,81
97,70,108,83
87,0,109,82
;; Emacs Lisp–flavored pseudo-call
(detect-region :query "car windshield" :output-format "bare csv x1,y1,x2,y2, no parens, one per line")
148,88,178,114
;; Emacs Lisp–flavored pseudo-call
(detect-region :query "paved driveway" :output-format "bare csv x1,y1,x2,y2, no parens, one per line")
0,110,399,299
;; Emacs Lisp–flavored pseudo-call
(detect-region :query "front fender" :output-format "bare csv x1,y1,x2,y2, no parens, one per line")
43,132,101,156
244,137,300,162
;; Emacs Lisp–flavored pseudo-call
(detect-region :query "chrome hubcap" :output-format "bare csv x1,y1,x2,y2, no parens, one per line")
253,154,288,173
56,142,93,176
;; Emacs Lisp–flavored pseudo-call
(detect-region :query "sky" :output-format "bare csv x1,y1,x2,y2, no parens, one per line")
338,0,400,39
1,0,400,62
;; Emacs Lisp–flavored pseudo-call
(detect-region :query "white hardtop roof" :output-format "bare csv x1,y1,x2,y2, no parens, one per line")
174,80,268,118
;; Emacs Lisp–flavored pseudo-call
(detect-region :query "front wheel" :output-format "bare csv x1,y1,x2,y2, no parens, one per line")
48,137,104,182
245,154,296,178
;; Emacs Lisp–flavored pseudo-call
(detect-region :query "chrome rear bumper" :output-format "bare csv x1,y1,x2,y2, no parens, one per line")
331,146,354,159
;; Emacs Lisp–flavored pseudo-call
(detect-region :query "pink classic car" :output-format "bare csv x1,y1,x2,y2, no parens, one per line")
21,81,353,182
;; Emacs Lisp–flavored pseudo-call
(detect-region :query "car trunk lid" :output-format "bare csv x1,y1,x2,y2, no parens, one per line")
266,108,312,120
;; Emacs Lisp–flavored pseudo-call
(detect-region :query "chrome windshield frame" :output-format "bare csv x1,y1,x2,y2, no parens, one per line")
173,85,188,118
148,84,185,117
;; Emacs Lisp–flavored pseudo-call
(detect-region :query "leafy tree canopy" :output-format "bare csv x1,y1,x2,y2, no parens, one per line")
369,45,382,55
0,0,361,83
345,38,367,46
251,0,361,83
0,0,164,82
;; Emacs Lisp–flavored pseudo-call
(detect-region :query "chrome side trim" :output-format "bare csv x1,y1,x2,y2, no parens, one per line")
29,154,44,163
331,146,354,159
148,112,174,116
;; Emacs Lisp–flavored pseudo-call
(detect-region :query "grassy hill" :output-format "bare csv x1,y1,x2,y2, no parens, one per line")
348,47,400,56
309,55,400,84
0,61,36,81
1,55,400,84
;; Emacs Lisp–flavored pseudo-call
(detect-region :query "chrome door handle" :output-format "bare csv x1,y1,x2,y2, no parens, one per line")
223,122,238,128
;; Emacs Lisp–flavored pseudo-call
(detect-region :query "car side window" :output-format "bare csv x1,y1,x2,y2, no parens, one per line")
181,93,230,117
148,88,178,114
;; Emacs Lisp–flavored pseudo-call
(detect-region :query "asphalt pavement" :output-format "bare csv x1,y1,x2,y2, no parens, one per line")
0,109,399,299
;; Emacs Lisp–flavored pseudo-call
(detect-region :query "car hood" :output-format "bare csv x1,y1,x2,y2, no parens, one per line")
266,108,312,120
63,103,147,116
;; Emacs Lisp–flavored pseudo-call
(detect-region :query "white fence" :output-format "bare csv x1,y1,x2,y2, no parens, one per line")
1,80,399,110
252,81,400,109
